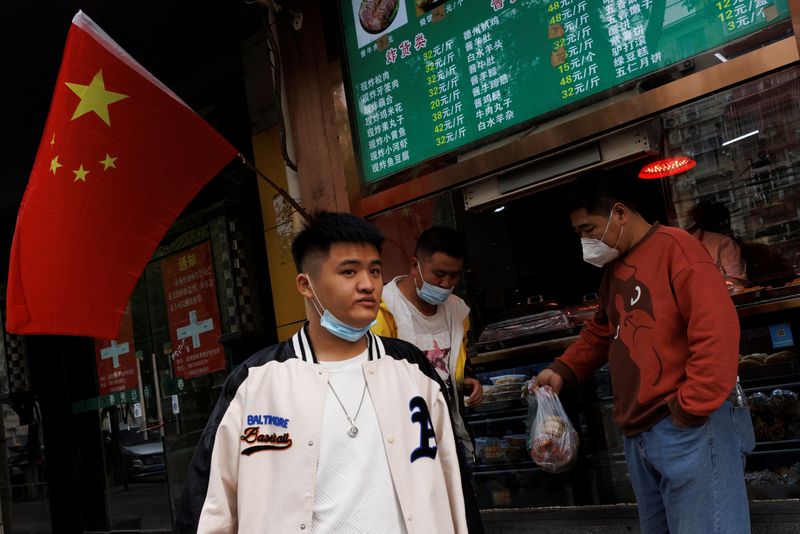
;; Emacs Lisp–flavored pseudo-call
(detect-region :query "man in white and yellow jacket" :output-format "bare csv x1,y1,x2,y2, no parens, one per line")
175,213,480,534
372,226,483,458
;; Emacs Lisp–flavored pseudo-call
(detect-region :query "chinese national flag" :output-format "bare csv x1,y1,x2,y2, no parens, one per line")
6,11,238,338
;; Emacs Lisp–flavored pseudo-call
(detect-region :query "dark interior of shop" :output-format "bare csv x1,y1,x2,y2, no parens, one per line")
458,162,668,334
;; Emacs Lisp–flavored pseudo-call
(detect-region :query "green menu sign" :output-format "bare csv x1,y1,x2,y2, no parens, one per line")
341,0,790,184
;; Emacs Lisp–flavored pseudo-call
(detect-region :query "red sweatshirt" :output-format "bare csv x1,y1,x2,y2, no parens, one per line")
551,224,740,435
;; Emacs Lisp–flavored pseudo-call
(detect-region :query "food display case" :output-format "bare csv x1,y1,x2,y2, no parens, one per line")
733,287,800,501
466,312,602,509
467,289,800,510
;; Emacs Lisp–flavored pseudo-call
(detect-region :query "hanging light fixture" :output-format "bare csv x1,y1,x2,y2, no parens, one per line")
638,156,696,179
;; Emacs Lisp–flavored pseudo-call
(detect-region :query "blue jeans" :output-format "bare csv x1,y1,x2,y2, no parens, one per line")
623,401,755,534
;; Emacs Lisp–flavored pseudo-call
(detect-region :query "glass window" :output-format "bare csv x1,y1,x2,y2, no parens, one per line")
2,402,50,532
662,66,800,289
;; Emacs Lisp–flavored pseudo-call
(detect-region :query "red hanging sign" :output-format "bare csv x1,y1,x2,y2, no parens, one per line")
162,242,226,379
94,303,138,396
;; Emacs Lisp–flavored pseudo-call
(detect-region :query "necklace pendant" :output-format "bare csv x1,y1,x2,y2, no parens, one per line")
347,425,359,438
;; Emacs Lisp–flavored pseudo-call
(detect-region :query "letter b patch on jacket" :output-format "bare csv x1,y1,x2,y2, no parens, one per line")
409,396,437,462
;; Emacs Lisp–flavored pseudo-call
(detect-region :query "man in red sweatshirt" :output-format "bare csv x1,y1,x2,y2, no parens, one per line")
536,178,755,533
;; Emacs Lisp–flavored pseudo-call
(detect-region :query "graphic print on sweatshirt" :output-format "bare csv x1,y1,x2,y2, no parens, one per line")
606,260,663,413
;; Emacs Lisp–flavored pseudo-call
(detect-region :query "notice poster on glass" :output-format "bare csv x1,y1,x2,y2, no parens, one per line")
161,242,226,379
340,0,790,184
94,303,138,397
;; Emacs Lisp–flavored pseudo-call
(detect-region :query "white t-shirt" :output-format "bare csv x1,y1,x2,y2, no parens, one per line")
312,350,407,534
401,293,452,384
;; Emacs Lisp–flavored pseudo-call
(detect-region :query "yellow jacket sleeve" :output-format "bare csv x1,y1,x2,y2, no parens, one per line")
372,302,398,338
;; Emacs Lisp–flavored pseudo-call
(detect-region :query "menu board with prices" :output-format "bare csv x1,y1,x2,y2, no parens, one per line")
341,0,790,184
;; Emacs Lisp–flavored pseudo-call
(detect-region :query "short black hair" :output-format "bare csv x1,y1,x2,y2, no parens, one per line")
565,175,639,216
415,225,467,261
291,211,385,273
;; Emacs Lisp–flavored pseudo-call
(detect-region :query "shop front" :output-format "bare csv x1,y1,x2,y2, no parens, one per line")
330,0,800,529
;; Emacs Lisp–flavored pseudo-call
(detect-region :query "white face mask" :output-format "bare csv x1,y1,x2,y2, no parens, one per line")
581,210,624,268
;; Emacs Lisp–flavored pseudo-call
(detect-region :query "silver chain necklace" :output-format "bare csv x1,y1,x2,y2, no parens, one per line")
327,378,368,438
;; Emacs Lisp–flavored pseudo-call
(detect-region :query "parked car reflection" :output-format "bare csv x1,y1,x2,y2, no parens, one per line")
118,427,165,479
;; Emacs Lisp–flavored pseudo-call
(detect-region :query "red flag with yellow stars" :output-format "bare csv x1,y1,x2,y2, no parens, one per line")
6,11,238,338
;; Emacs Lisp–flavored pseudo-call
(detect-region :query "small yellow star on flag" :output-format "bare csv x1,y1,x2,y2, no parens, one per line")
99,154,118,170
50,133,56,148
73,164,90,183
65,70,128,126
50,155,63,175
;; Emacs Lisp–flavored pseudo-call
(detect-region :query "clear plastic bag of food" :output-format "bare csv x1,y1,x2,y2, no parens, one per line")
527,386,579,473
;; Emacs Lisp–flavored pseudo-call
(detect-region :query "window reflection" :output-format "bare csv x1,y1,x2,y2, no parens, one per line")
664,66,800,289
2,401,49,532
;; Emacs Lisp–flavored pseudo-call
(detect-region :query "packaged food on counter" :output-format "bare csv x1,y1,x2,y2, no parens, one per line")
745,463,800,500
502,441,526,462
503,433,527,447
738,350,799,380
474,437,505,463
477,298,572,351
478,373,530,404
482,384,499,396
770,389,799,414
527,386,579,473
491,383,527,394
490,374,528,385
481,382,528,404
564,294,600,326
748,389,800,442
496,434,527,462
731,283,800,306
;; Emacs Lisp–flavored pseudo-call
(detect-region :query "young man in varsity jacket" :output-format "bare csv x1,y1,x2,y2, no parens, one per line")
536,178,755,533
174,212,481,534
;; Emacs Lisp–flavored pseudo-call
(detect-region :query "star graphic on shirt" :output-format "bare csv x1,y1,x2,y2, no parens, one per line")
65,70,129,126
425,340,450,375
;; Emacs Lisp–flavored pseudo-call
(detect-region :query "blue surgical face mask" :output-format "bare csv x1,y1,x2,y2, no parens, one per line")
306,277,376,343
415,265,453,305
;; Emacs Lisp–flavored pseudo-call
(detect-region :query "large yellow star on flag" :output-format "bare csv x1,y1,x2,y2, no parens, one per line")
50,155,62,175
73,164,90,183
65,70,128,126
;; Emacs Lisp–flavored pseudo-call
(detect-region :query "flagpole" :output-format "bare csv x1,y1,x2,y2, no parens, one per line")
238,154,311,222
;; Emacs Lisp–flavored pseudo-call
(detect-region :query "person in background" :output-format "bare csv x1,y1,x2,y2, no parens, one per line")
175,212,473,534
535,179,755,534
373,226,483,458
686,199,748,291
